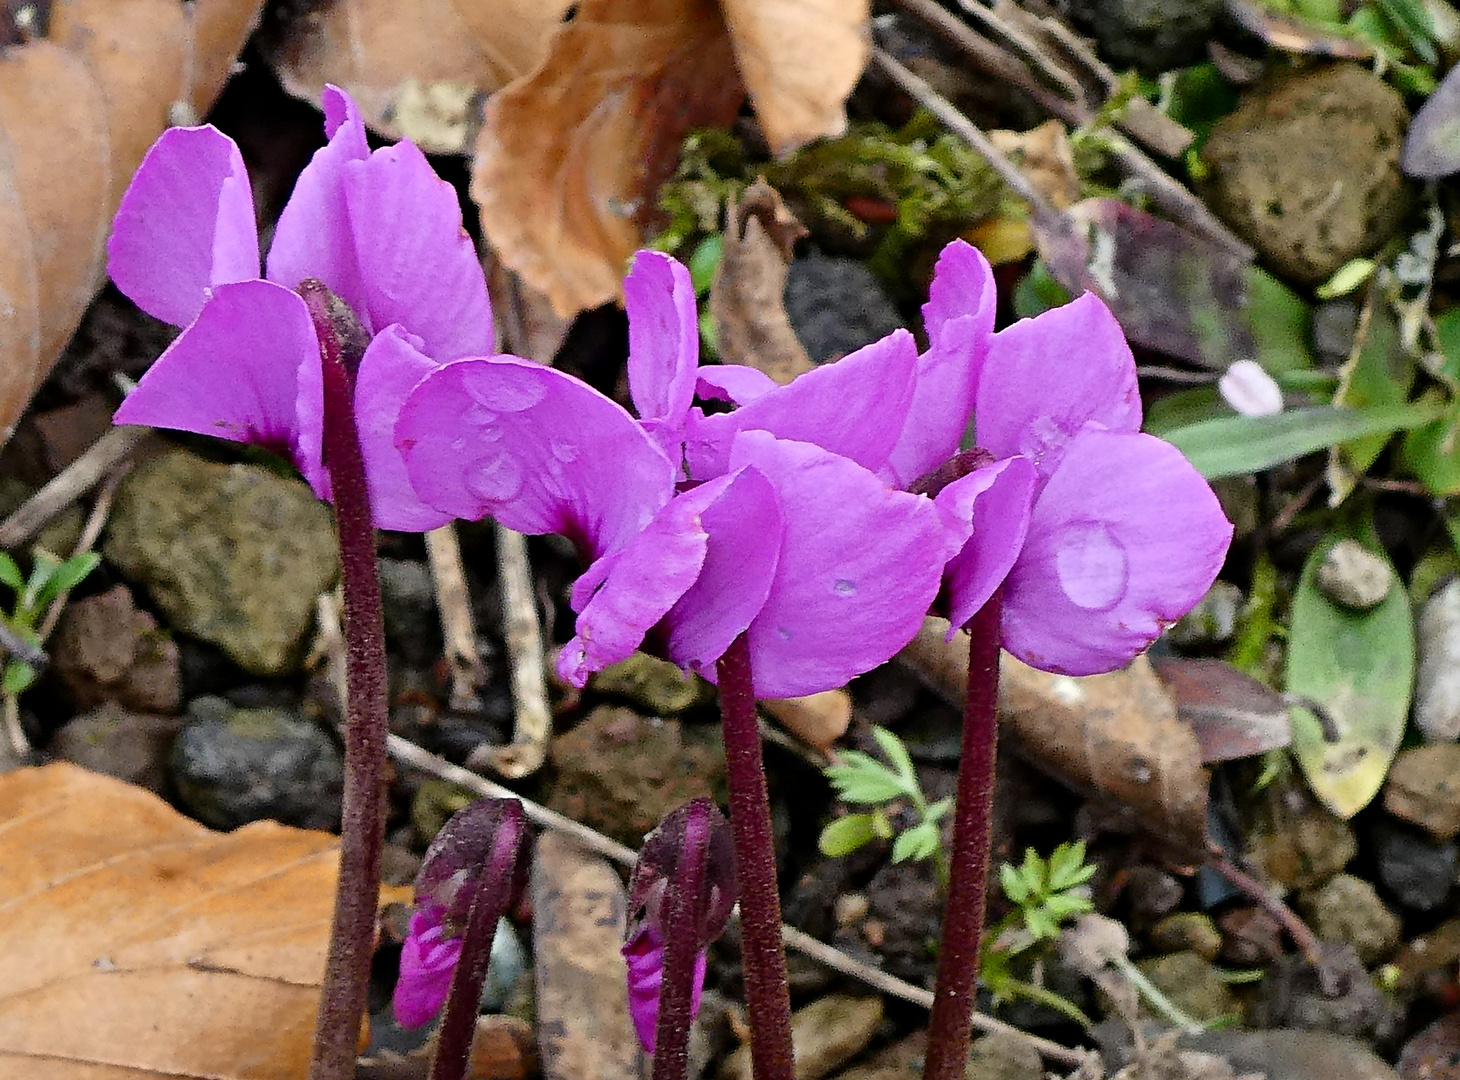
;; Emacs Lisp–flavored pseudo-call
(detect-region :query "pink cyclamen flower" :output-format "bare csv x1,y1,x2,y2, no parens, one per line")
108,85,491,531
623,924,709,1052
396,248,986,698
393,902,463,1029
934,274,1234,675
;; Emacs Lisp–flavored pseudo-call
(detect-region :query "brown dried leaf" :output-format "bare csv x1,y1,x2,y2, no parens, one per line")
720,0,869,155
710,180,813,385
263,0,574,153
900,617,1209,854
0,762,337,1079
0,0,264,445
763,688,851,752
1149,657,1292,764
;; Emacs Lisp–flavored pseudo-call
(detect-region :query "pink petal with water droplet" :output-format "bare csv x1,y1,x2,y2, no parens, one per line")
936,455,1037,630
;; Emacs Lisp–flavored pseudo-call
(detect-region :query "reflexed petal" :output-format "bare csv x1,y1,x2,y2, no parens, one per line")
114,281,316,472
626,251,698,425
623,926,707,1054
975,293,1140,480
557,483,719,685
397,357,676,556
662,467,783,674
937,455,1037,630
266,85,370,315
1001,428,1232,675
340,139,493,362
393,903,462,1029
728,431,958,698
107,126,259,327
690,329,920,478
695,365,776,405
885,242,996,486
353,326,452,531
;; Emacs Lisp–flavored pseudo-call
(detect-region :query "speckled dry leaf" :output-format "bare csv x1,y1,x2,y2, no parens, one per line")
900,617,1209,854
0,0,264,446
710,180,813,385
263,0,574,153
720,0,869,154
474,0,745,317
0,763,337,1080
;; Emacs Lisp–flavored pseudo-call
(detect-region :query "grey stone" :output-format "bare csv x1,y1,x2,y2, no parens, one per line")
1255,944,1396,1039
378,558,440,666
1063,0,1223,73
1133,951,1240,1025
49,704,182,794
1415,579,1460,740
170,697,343,830
1299,874,1401,965
784,252,905,365
1314,539,1393,610
1384,743,1460,840
1167,581,1244,648
104,450,337,676
1148,912,1222,962
719,995,883,1080
1374,821,1457,912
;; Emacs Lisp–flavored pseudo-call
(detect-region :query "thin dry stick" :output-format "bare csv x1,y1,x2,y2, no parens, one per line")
474,522,550,779
38,463,127,642
424,524,487,712
383,734,1088,1069
1205,844,1323,968
0,426,150,549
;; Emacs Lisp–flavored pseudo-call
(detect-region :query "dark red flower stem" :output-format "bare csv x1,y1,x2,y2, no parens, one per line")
924,592,1003,1080
301,282,391,1080
715,635,794,1080
429,803,527,1080
651,800,712,1080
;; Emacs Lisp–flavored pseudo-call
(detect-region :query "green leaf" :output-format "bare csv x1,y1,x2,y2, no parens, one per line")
1244,267,1316,376
924,796,953,822
0,553,21,592
1012,259,1070,319
34,552,99,610
1162,402,1443,480
818,814,879,857
869,725,917,784
1401,404,1460,494
824,755,910,803
1330,289,1414,485
891,821,941,864
1286,528,1413,817
687,233,723,296
1000,862,1031,904
1047,841,1094,891
2,659,34,696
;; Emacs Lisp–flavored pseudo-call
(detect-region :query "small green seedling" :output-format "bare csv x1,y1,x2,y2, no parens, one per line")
818,725,952,881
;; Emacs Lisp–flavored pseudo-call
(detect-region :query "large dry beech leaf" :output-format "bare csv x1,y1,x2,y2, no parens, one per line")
263,0,575,154
901,617,1210,855
0,763,337,1080
474,0,870,317
0,0,264,448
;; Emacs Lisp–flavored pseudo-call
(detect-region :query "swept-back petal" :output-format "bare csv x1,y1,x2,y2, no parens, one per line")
937,455,1037,630
266,85,370,317
1001,428,1232,675
975,293,1140,481
729,431,956,698
397,357,676,556
114,281,315,470
662,467,782,674
353,326,452,532
623,925,707,1054
885,241,997,486
339,139,493,362
107,126,259,328
695,365,777,405
392,904,461,1029
626,251,698,425
689,329,920,479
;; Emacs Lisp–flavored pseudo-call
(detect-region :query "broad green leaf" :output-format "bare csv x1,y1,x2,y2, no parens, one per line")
0,553,21,591
1164,402,1442,479
1401,403,1460,494
1142,387,1225,438
687,233,723,296
869,725,917,784
891,821,940,864
1330,289,1414,493
1286,531,1413,817
818,814,878,857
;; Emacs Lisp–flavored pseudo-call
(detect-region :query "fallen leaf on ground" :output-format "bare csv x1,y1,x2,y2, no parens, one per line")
1149,657,1291,764
763,688,851,753
0,762,337,1080
263,0,574,153
900,617,1209,855
0,0,264,447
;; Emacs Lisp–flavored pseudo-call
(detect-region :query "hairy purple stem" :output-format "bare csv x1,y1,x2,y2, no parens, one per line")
924,592,1003,1080
715,635,794,1080
302,281,390,1080
651,800,712,1080
429,803,527,1080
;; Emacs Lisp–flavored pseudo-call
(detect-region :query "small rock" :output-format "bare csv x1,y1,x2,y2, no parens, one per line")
1315,539,1393,610
1393,918,1460,997
1399,1014,1460,1080
412,778,476,843
1248,793,1357,891
482,919,528,1014
1384,744,1460,840
784,252,905,365
965,1030,1044,1080
719,995,882,1080
1373,821,1458,912
49,704,182,794
590,651,709,715
1180,1029,1398,1080
1217,906,1285,966
49,584,180,713
468,1014,538,1080
1299,874,1401,965
1312,300,1360,364
170,697,343,830
1125,866,1185,921
378,558,441,666
104,450,338,676
1255,943,1395,1039
1414,579,1460,741
1202,65,1411,286
1148,912,1222,962
1133,952,1240,1025
545,705,725,846
830,1029,925,1080
1062,0,1223,72
1167,582,1244,649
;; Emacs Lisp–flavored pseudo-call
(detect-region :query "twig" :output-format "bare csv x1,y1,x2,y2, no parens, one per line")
0,622,44,668
472,523,550,779
38,462,127,642
0,426,149,549
383,733,1089,1069
949,0,1084,103
1204,844,1323,968
424,524,487,712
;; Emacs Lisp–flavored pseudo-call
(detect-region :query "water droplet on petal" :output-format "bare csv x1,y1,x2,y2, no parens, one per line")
464,404,498,426
833,579,857,597
1018,415,1068,472
1054,521,1128,611
463,368,546,412
551,438,579,463
450,437,466,452
777,628,792,641
466,453,524,503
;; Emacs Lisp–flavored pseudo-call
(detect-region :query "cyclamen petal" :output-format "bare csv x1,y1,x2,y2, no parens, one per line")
626,250,699,427
622,925,707,1054
936,455,1038,630
107,125,259,328
1000,427,1232,675
393,904,463,1029
694,365,777,405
